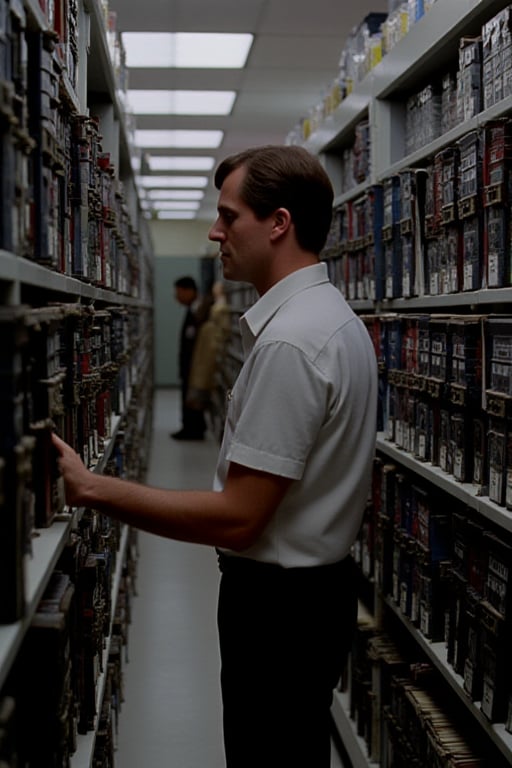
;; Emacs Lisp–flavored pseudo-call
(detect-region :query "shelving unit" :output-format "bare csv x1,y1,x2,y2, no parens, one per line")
377,436,512,533
209,282,254,442
301,1,512,766
382,596,512,762
72,523,130,768
331,689,380,768
0,0,153,763
0,520,70,690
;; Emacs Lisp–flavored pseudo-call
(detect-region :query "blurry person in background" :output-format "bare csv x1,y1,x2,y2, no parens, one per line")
171,275,210,441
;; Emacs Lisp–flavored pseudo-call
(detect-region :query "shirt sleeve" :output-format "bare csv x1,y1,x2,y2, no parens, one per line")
226,340,330,479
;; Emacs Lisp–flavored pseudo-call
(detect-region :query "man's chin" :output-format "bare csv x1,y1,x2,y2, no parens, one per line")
220,258,233,279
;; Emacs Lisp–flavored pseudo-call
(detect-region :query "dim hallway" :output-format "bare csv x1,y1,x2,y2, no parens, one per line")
115,387,348,768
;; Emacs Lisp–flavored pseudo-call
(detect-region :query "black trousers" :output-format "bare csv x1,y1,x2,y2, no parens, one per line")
180,380,206,436
217,552,357,768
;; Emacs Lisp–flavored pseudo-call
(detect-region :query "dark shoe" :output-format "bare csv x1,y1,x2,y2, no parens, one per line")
170,430,204,441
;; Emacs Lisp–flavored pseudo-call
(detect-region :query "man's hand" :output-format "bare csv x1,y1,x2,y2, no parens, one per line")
52,433,92,508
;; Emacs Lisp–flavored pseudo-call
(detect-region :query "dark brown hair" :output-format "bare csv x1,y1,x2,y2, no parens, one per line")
214,145,333,254
174,276,197,291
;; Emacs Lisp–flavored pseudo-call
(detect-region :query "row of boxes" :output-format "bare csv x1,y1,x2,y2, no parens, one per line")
37,0,79,90
1,1,141,297
482,5,512,112
348,623,488,768
402,6,512,157
1,515,137,764
318,118,373,197
0,0,34,259
369,461,451,643
0,303,152,624
362,313,512,510
323,117,512,300
362,456,512,727
405,83,443,157
289,2,441,146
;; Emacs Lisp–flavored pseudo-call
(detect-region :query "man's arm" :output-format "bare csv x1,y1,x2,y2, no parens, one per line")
52,433,292,551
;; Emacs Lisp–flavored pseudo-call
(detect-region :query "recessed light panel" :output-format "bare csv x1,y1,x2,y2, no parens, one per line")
145,189,205,200
156,211,197,220
151,201,201,210
147,156,215,172
122,32,253,69
134,130,223,148
128,90,236,115
138,175,209,188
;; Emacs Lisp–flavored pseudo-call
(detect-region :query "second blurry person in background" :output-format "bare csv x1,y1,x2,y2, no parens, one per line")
186,280,231,430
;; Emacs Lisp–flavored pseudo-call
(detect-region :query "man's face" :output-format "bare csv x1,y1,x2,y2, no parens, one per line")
175,286,196,306
208,166,274,290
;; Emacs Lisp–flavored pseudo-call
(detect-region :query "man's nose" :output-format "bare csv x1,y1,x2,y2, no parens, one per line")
208,220,223,241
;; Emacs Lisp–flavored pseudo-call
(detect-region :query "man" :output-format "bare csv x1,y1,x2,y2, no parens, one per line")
171,275,208,440
186,280,231,427
52,145,378,767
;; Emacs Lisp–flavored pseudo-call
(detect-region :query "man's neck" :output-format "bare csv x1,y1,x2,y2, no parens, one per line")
256,253,320,296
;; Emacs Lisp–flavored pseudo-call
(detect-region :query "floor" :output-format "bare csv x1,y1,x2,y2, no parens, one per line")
115,388,348,767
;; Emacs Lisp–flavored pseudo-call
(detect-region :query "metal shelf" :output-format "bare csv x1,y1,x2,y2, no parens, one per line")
0,520,71,690
384,597,512,763
0,251,145,306
331,689,379,768
376,435,512,534
71,525,129,768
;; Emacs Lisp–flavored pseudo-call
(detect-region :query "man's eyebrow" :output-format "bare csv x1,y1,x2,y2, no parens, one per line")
218,204,237,216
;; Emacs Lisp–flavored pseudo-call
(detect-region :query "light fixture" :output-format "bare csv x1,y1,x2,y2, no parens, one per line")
145,189,205,200
127,90,236,116
122,32,253,69
134,130,223,148
156,211,198,220
137,175,209,188
151,201,201,210
147,156,215,172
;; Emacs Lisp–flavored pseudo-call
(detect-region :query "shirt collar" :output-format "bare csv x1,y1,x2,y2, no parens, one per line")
240,262,329,356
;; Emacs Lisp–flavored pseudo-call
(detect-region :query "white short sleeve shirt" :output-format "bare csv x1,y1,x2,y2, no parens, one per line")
214,262,378,567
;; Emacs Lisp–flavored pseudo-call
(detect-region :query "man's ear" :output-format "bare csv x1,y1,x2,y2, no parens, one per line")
270,207,292,241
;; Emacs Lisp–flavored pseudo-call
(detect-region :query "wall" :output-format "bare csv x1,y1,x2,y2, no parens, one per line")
150,219,216,257
150,219,221,388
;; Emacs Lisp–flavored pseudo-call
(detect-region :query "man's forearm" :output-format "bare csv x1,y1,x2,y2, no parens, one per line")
52,432,291,552
76,472,246,549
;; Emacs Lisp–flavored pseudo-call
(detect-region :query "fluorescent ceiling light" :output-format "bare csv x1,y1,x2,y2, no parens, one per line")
122,32,253,69
151,201,201,211
157,211,197,220
128,90,236,115
138,175,209,188
147,156,215,172
146,189,204,200
134,129,223,148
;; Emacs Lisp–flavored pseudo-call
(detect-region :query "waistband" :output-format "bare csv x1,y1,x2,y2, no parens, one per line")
216,549,352,576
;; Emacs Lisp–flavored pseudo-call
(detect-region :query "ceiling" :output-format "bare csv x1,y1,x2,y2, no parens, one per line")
108,0,389,223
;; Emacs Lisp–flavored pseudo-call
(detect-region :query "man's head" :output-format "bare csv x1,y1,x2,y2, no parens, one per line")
174,275,198,307
212,145,333,254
